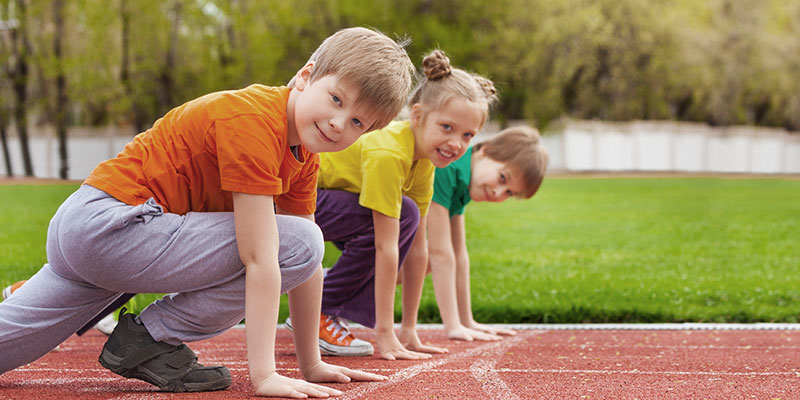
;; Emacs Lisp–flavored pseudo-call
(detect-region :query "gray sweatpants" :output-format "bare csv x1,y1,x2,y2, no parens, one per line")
0,184,323,374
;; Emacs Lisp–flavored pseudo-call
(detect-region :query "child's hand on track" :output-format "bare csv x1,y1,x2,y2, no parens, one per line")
253,371,341,398
468,321,517,336
447,325,501,341
302,361,387,383
399,328,448,354
377,331,432,360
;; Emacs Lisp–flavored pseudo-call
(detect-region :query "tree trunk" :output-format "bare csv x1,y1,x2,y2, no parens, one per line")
119,0,146,133
157,0,181,114
0,122,12,177
10,0,33,176
54,0,69,179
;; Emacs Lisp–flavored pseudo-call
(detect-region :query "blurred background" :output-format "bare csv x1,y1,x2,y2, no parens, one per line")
1,0,799,179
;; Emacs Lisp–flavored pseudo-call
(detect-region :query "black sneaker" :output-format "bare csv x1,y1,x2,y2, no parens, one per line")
98,308,231,392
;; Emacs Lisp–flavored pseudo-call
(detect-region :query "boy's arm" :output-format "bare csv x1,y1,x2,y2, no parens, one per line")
233,193,341,398
275,206,386,383
373,209,430,360
450,214,474,326
399,215,448,354
451,214,515,337
274,208,322,371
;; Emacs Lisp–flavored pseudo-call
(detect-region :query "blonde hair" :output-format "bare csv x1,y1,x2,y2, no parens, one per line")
290,27,415,131
473,125,549,198
408,50,498,128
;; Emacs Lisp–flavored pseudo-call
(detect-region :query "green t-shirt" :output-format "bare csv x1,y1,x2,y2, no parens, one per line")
432,147,472,217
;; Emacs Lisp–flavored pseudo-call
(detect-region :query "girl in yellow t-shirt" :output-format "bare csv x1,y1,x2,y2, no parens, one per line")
303,50,498,360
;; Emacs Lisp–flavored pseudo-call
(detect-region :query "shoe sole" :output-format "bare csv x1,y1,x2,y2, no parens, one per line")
286,319,373,357
1,287,10,300
319,338,374,357
99,348,231,392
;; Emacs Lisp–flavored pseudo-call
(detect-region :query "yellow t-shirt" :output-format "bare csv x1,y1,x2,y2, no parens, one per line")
85,84,319,215
317,120,435,219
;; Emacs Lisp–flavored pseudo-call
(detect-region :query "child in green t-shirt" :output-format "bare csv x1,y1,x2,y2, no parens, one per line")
424,125,549,342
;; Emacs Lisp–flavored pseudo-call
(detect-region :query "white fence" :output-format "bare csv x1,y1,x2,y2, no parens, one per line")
2,120,799,180
541,120,800,174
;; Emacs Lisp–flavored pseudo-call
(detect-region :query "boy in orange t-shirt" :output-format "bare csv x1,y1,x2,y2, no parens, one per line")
0,27,414,398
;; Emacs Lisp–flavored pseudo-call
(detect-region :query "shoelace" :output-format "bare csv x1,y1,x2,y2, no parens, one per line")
325,316,352,343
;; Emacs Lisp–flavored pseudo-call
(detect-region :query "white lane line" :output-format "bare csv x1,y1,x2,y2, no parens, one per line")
502,368,800,377
468,334,523,400
6,377,120,385
471,358,520,400
371,368,800,377
529,344,800,351
274,323,800,331
339,332,531,400
486,323,800,331
106,395,162,400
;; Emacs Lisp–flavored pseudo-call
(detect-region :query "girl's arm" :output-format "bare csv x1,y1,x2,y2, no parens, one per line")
373,210,430,360
233,193,340,398
451,214,515,337
426,203,463,333
399,215,448,354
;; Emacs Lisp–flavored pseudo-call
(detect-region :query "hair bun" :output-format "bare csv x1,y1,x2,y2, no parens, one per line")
422,50,451,81
474,76,497,98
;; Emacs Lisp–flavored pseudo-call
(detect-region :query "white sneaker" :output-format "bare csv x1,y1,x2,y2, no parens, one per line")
286,314,374,356
95,313,118,335
2,280,27,300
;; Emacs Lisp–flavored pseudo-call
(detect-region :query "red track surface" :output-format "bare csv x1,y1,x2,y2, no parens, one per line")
1,327,798,399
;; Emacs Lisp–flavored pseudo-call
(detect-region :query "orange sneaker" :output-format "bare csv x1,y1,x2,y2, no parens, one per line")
285,314,374,356
2,280,27,300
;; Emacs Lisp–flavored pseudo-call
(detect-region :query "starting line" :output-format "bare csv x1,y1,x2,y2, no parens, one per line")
409,322,800,331
268,322,800,331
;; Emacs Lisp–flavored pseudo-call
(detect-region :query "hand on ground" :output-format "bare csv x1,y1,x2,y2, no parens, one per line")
399,327,448,354
468,321,517,336
302,361,387,383
376,331,432,360
253,371,341,398
446,325,501,342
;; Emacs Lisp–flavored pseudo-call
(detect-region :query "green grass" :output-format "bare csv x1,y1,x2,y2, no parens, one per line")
2,177,798,323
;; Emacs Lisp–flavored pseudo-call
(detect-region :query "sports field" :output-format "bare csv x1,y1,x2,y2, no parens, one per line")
1,175,798,324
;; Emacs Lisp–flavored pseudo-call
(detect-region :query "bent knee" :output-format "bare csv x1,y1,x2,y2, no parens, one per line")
277,216,324,293
400,196,420,227
292,217,325,266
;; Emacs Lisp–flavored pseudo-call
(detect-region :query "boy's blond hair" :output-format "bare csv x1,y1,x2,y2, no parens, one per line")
409,50,498,129
291,27,415,131
473,126,549,199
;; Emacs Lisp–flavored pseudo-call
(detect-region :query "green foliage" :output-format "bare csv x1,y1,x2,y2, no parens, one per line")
5,0,800,132
5,178,797,324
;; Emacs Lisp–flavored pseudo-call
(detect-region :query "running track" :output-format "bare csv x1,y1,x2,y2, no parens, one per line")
1,325,798,399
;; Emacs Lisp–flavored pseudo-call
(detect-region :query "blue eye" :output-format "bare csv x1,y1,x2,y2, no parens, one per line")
352,118,363,128
463,132,475,139
442,124,452,131
500,173,507,183
332,95,341,104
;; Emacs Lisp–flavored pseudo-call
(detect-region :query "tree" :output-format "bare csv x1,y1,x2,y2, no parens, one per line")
0,0,34,176
52,0,68,179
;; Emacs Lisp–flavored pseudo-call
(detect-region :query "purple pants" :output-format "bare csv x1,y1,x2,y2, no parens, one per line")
315,189,420,328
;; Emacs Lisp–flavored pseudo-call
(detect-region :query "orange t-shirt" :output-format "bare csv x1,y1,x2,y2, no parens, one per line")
84,84,319,215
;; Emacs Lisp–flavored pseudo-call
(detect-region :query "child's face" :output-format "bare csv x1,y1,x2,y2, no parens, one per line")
291,71,377,153
411,98,484,168
469,148,525,202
